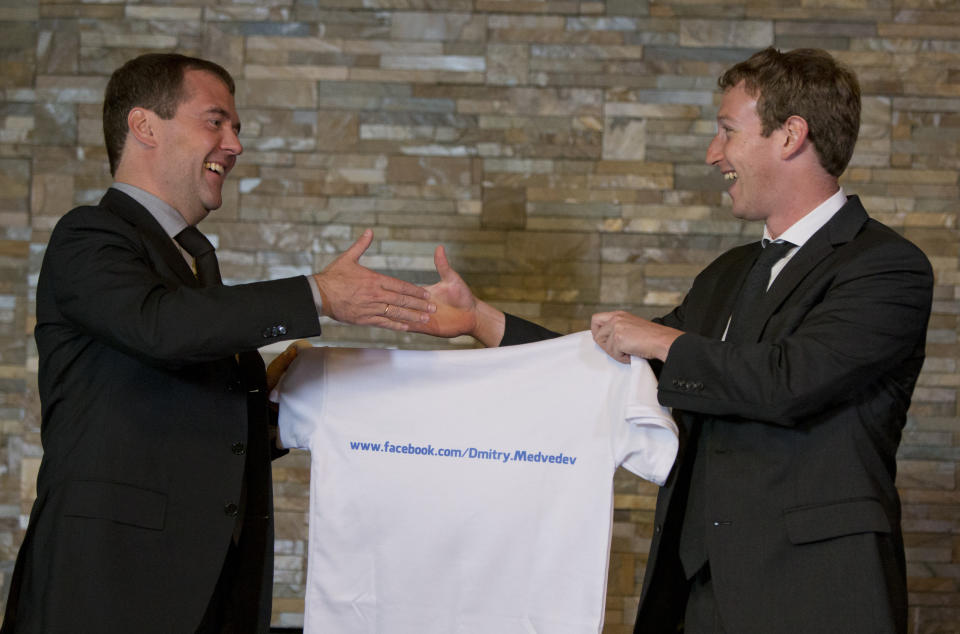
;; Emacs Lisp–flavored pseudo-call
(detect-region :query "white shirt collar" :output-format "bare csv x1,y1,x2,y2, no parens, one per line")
763,187,847,248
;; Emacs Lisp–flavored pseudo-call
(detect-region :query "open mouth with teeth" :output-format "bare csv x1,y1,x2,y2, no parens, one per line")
204,161,225,176
723,171,738,182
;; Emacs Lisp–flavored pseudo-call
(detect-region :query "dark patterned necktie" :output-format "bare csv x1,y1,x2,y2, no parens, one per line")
174,226,222,287
725,239,794,343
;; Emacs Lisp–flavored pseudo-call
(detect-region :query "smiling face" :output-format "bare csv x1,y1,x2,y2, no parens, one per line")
150,69,242,225
705,81,785,224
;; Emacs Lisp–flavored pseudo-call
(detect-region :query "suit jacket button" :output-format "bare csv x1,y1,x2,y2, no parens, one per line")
278,325,287,335
224,503,239,517
262,328,271,338
232,442,246,455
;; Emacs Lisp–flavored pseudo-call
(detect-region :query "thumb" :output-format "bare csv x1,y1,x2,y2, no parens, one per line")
434,245,454,280
590,312,610,334
342,228,374,263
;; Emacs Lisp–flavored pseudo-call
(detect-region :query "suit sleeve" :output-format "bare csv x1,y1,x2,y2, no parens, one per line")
499,313,562,346
41,207,322,367
657,233,933,425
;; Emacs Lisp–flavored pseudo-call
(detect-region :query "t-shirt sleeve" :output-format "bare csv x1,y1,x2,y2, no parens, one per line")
618,356,678,486
272,349,326,451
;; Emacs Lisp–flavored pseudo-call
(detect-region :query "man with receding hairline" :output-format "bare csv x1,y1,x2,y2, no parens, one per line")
2,53,436,634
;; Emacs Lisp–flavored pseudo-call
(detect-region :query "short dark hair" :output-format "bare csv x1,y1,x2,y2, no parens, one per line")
103,53,235,176
719,47,861,178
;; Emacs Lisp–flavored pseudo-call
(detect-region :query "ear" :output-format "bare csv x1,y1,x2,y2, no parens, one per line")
780,115,809,160
127,108,158,149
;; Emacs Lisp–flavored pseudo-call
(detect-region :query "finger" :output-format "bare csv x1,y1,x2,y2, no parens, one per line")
434,245,455,280
596,320,617,347
387,291,436,312
272,344,297,367
383,303,431,324
341,228,374,263
591,327,605,346
286,339,313,357
591,311,611,327
266,340,311,391
591,312,611,336
596,334,628,365
380,276,433,303
369,316,411,332
292,339,313,352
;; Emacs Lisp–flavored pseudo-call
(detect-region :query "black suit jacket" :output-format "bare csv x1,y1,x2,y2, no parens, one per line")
3,189,322,633
503,197,933,634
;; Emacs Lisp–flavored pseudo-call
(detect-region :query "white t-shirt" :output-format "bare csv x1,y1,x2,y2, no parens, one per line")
275,331,678,634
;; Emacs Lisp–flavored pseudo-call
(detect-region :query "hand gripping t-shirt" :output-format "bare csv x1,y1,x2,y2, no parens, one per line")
275,331,678,634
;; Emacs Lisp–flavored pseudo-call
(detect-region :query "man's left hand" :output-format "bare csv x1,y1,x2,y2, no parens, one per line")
266,339,313,393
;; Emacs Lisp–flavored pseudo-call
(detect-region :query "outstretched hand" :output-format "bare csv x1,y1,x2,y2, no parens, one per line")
313,229,436,331
414,246,480,338
407,246,506,347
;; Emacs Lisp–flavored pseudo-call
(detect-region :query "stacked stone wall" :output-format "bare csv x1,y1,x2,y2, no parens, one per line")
1,1,958,630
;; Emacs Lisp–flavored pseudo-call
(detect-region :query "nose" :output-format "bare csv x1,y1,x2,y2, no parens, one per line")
223,127,243,156
705,133,722,166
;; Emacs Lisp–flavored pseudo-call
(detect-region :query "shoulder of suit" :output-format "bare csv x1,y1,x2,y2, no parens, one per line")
48,195,148,254
851,217,932,269
810,206,933,282
54,202,133,233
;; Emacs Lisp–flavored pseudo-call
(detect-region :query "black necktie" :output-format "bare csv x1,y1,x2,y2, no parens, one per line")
176,226,248,543
676,238,795,579
174,226,222,287
725,239,794,343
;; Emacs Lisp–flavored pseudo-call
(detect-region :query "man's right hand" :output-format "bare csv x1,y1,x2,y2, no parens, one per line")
313,229,436,331
409,246,506,347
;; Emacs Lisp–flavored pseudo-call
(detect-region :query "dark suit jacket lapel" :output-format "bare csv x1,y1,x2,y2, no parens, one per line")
703,245,759,339
100,188,199,288
752,196,870,340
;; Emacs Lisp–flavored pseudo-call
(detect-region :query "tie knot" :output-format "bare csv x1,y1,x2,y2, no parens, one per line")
757,239,794,266
174,226,221,286
175,226,215,258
